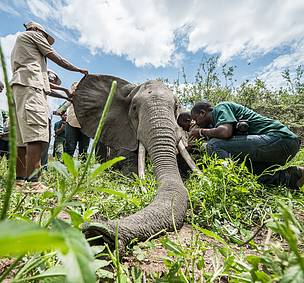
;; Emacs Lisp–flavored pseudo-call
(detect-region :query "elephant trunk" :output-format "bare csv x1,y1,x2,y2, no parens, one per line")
84,103,188,254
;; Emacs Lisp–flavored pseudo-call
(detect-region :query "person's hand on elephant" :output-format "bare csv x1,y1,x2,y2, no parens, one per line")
63,88,72,98
190,128,204,138
78,68,88,75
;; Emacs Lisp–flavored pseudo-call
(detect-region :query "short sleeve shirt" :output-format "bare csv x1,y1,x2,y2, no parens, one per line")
212,102,298,139
10,31,53,92
66,104,81,128
54,120,65,139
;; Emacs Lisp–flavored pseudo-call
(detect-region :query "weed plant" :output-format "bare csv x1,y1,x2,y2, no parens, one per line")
0,49,303,282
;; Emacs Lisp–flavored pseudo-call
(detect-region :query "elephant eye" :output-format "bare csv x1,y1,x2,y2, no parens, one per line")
132,104,137,111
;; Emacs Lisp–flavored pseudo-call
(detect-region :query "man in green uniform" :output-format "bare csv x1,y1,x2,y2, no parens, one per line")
11,21,88,191
190,101,304,190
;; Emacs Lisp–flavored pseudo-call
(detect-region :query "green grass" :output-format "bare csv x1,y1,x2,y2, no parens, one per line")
0,150,303,282
1,51,304,281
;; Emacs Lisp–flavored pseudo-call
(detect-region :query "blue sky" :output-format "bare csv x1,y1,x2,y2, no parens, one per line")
1,0,304,112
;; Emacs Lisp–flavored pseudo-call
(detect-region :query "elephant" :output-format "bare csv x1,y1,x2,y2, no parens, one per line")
73,74,199,254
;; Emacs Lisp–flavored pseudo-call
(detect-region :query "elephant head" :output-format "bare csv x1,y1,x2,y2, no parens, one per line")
73,74,195,254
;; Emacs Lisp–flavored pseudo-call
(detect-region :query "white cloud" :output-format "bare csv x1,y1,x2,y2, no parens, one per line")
59,0,181,67
26,0,59,20
3,0,304,85
21,0,304,69
0,3,21,16
259,39,304,88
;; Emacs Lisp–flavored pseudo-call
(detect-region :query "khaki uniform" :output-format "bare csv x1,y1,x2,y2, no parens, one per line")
10,31,53,145
66,104,81,128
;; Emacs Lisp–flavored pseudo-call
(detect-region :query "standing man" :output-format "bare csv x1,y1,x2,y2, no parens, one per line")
64,82,90,161
190,101,304,190
41,70,70,169
53,113,67,160
11,21,88,191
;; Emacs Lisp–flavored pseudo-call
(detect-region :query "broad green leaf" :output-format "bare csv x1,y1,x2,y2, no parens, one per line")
67,209,84,228
90,156,125,178
93,187,130,198
49,161,69,178
246,255,261,268
62,153,78,177
0,220,67,256
52,219,95,283
281,264,304,283
160,238,184,256
17,266,67,282
93,259,110,269
254,270,272,282
91,186,140,206
193,224,227,246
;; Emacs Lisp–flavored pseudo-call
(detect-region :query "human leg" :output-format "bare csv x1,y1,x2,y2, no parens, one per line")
16,146,26,179
26,141,46,181
41,142,49,168
13,85,49,191
206,135,299,166
206,135,302,189
54,137,65,160
64,123,78,157
41,119,51,169
258,166,304,190
78,131,90,161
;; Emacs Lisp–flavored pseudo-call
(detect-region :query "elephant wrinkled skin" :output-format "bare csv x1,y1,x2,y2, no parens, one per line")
73,74,188,254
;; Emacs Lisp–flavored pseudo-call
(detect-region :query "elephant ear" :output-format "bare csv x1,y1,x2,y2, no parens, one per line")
73,74,138,151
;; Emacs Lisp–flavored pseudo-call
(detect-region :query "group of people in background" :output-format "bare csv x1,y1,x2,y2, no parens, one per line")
4,21,88,192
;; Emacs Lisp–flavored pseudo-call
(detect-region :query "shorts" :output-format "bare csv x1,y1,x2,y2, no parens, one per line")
13,84,49,146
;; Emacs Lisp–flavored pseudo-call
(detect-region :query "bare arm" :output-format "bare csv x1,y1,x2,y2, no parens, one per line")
47,90,70,101
49,82,71,97
190,124,234,139
55,122,66,135
47,51,88,74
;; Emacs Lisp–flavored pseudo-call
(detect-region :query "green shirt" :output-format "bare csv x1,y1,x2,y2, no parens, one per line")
212,102,298,139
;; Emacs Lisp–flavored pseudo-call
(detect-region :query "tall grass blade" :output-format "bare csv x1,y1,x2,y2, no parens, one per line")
53,219,96,283
0,42,17,219
69,80,117,198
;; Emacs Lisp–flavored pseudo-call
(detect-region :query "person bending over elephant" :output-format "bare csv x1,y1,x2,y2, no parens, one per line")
190,101,304,190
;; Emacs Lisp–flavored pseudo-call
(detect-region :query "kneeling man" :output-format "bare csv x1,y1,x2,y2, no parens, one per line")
190,101,304,190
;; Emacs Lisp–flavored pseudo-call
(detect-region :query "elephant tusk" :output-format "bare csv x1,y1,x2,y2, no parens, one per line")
138,142,146,179
177,140,202,174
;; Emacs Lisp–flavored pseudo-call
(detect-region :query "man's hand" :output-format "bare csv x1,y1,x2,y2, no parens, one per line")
191,124,234,140
78,68,88,75
190,128,203,138
47,52,89,74
63,88,72,97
